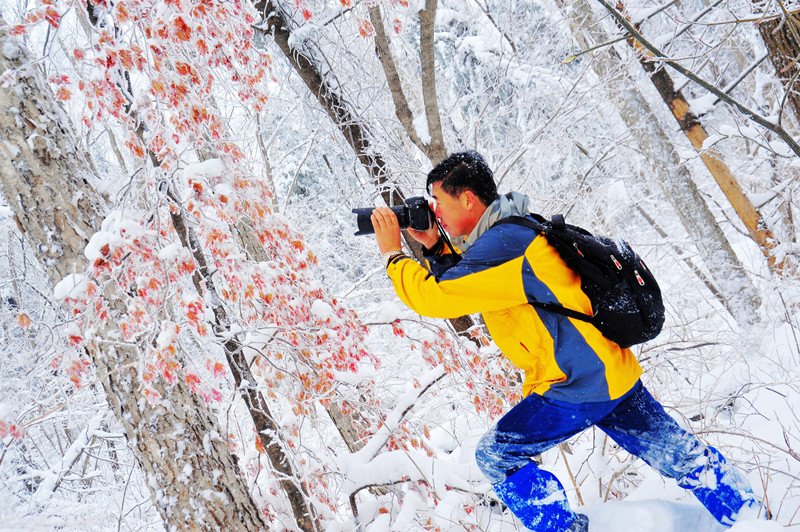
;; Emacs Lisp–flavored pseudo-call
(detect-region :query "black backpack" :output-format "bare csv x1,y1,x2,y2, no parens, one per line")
493,214,665,348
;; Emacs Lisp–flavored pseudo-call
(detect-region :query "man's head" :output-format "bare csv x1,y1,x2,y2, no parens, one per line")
426,151,499,207
426,151,498,238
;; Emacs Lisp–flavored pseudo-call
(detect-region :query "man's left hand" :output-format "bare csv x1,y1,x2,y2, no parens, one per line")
371,207,403,254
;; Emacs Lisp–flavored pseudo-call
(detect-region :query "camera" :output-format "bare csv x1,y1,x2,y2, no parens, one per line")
352,196,432,236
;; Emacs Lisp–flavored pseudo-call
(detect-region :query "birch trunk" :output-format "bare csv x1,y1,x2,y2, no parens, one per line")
558,0,761,324
0,21,268,532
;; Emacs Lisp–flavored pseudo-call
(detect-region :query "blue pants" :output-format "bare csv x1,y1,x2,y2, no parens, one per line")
476,381,757,531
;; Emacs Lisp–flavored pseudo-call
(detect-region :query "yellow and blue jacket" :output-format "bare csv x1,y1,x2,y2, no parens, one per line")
387,217,642,403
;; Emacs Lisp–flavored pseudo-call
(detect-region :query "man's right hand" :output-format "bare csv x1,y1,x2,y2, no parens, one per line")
407,203,441,249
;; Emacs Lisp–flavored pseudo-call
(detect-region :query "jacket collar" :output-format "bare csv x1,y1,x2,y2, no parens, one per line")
462,191,531,251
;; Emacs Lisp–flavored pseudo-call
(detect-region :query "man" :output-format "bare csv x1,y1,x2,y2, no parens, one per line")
371,151,761,531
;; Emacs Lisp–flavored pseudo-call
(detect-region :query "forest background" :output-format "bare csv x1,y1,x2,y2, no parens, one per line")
1,0,800,530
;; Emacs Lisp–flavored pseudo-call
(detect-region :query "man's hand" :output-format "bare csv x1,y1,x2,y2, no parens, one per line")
371,207,403,255
407,226,440,250
407,202,440,249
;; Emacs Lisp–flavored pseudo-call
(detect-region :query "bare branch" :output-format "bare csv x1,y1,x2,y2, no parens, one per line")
595,0,800,158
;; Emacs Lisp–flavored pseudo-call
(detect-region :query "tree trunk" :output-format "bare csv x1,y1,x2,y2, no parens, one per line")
0,21,268,532
758,11,800,125
418,0,448,163
559,0,761,325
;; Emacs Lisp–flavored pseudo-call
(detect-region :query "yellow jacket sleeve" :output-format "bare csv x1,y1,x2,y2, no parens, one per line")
386,255,529,319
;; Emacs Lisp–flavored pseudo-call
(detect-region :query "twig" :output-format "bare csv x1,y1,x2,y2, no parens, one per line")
116,460,136,532
753,453,771,520
559,443,585,505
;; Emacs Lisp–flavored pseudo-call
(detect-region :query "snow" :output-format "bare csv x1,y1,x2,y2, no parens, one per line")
84,230,116,261
2,40,20,60
1,140,20,158
567,484,781,532
183,158,225,180
376,301,405,323
157,241,184,261
413,113,432,145
690,93,717,116
583,499,752,532
4,0,800,530
53,273,88,299
310,298,334,321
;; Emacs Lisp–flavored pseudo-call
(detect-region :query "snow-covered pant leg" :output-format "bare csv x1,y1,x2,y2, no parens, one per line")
475,391,621,531
595,383,758,526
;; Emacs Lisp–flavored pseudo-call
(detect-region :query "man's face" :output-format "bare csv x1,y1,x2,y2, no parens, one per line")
431,182,477,238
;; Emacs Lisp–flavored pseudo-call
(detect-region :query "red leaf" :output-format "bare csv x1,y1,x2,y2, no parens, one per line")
357,18,374,38
174,17,192,41
17,313,32,328
44,7,61,28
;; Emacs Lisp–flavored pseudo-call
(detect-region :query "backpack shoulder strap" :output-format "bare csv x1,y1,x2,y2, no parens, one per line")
490,214,595,323
491,213,547,231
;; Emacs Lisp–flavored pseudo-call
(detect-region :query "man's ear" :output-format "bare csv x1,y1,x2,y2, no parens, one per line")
463,190,477,210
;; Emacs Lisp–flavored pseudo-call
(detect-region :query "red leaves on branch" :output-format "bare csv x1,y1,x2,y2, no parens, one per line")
66,359,92,388
174,17,192,41
44,6,61,28
357,18,375,38
55,87,72,101
0,420,23,441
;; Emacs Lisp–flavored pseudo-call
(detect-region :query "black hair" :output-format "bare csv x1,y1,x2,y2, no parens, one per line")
425,151,499,206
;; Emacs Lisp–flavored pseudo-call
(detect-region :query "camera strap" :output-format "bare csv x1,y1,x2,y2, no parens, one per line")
434,216,459,256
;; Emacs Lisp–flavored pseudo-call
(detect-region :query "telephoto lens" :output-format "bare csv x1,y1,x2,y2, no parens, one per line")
352,196,432,236
352,205,408,236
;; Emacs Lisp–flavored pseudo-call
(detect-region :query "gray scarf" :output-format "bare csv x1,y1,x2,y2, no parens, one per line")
462,191,531,252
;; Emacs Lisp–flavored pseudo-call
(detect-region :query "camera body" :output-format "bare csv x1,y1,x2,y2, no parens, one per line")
352,196,432,236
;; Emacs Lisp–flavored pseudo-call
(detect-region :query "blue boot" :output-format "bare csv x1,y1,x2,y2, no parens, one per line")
678,447,759,526
492,462,580,531
568,513,589,531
